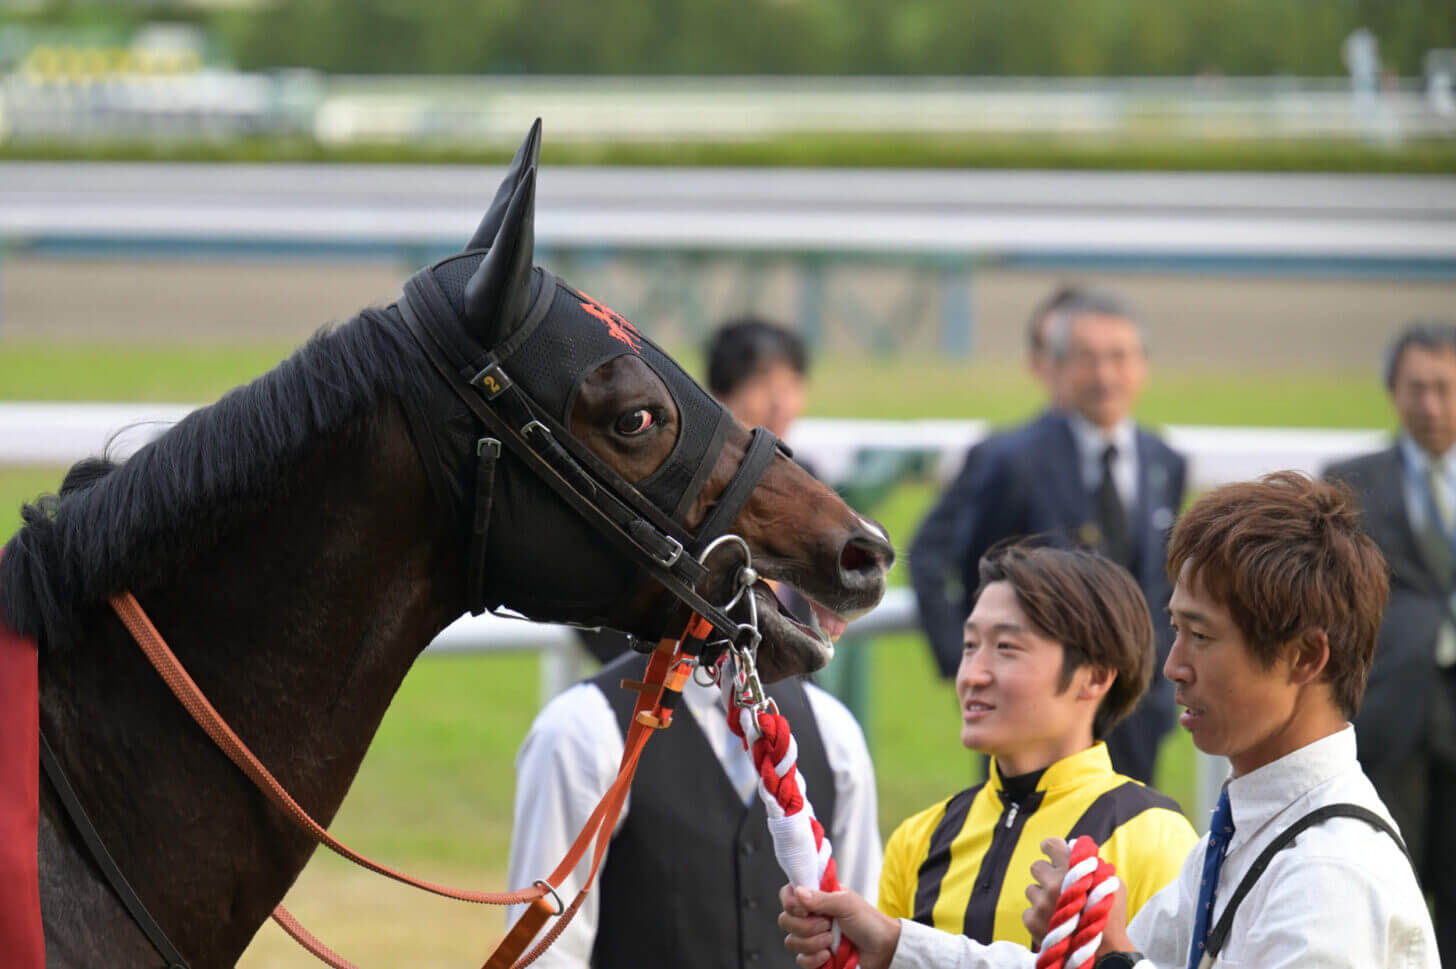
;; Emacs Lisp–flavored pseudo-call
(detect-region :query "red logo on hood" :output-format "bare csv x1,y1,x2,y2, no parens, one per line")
577,292,643,353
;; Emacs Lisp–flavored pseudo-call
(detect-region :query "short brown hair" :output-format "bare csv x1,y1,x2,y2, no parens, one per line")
975,544,1155,740
1166,471,1388,718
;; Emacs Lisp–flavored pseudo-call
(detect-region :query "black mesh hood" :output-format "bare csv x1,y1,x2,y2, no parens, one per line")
425,252,732,528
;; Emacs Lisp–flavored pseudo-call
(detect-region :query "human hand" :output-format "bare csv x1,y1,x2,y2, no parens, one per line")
1023,838,1134,957
1095,879,1132,958
778,884,901,969
1023,837,1071,947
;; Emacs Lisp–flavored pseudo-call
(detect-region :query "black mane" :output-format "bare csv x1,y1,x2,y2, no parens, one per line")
0,304,462,649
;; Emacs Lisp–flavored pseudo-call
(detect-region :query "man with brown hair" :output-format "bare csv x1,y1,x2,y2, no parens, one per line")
781,473,1439,969
848,545,1193,951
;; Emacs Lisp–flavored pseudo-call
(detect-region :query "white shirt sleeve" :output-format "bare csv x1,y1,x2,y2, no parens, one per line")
805,684,884,904
504,683,625,969
889,919,1036,969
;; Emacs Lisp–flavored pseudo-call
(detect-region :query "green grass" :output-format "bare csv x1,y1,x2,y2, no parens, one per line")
6,132,1456,174
1,344,1371,859
0,341,1390,426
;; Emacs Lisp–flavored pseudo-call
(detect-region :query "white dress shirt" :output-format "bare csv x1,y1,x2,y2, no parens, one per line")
1399,434,1456,540
506,672,882,967
1066,413,1138,518
887,726,1438,969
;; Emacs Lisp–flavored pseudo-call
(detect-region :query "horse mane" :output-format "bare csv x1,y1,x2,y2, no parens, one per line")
0,304,462,649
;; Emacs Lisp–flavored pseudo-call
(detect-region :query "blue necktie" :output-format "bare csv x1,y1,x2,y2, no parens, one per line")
1187,789,1235,969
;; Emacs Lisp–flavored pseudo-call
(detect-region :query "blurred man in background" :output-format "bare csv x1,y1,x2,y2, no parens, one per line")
943,288,1185,784
706,316,810,442
1325,320,1456,964
509,316,881,969
909,284,1085,679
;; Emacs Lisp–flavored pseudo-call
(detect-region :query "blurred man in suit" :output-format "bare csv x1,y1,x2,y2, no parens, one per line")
946,288,1185,784
909,285,1086,678
1325,320,1456,964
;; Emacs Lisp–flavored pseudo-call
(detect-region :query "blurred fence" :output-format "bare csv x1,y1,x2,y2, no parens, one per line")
3,162,1454,356
3,72,1456,145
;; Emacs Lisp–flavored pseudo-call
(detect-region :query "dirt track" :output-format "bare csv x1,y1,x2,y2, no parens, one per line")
2,256,1452,372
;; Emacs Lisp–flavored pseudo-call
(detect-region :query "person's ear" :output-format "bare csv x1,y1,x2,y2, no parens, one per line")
1287,628,1331,686
1077,665,1116,703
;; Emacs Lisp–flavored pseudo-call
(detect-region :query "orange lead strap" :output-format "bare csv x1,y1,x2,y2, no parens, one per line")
485,617,711,969
111,588,705,969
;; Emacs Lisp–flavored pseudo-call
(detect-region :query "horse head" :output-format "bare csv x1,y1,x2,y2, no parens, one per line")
413,120,893,681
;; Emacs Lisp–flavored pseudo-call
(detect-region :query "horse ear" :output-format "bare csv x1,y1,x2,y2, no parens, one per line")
465,118,542,252
462,164,537,345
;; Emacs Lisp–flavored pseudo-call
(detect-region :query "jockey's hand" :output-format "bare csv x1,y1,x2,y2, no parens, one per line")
779,884,900,969
1023,837,1071,947
1023,838,1134,958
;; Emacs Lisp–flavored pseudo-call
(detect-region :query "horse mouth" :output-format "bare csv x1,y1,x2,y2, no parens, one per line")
748,579,847,683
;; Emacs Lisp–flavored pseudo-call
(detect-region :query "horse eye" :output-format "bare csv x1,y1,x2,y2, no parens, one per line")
614,409,655,436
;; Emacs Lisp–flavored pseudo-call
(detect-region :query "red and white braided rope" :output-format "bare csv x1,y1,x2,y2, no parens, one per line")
1036,836,1119,969
724,667,858,969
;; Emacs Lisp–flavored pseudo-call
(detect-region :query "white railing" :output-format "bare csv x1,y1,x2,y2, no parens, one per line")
0,402,1388,492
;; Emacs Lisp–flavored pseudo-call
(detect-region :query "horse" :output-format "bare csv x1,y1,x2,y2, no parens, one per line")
0,122,894,969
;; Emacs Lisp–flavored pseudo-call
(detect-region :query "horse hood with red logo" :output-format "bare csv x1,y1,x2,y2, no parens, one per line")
395,122,751,630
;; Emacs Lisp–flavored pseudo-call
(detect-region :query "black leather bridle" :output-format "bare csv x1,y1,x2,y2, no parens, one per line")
396,266,779,652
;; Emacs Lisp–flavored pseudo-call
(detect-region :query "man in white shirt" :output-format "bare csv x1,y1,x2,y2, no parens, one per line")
508,662,880,968
780,472,1439,969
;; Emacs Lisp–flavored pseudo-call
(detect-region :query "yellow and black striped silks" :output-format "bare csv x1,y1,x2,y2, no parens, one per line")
879,743,1197,947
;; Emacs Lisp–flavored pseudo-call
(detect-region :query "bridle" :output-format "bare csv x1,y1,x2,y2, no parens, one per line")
396,264,783,652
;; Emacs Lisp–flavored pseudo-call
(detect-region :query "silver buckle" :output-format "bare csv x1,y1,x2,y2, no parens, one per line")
651,534,684,568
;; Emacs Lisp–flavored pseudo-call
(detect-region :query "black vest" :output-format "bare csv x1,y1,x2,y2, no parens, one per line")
589,652,837,969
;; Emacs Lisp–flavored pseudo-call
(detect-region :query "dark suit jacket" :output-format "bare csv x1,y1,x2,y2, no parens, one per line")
956,411,1185,647
951,412,1187,769
909,433,1004,678
1326,447,1452,772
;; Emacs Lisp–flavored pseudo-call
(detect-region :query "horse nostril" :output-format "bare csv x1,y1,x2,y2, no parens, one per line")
839,534,892,582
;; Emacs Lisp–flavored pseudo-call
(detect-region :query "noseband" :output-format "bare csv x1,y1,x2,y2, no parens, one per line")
395,266,779,651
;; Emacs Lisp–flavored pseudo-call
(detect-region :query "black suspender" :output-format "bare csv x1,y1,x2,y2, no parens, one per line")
1203,803,1413,962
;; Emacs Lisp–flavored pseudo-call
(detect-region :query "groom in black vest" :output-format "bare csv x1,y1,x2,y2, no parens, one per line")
506,318,881,969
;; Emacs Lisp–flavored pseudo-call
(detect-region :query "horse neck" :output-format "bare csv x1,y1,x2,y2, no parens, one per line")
41,407,463,967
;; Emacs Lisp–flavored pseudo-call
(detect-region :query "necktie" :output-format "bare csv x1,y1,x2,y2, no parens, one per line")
1424,462,1456,667
1095,443,1132,569
1421,461,1455,582
1187,789,1235,969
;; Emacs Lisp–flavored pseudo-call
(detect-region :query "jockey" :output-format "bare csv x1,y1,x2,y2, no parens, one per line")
876,545,1194,948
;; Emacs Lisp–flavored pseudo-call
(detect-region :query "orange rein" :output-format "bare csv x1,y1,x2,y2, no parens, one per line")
110,592,710,969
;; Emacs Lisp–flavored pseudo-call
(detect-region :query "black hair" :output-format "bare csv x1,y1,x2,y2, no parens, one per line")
1383,320,1456,390
704,317,808,399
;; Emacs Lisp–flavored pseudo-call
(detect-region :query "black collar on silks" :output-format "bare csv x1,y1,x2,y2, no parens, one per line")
396,259,782,652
